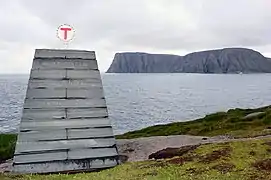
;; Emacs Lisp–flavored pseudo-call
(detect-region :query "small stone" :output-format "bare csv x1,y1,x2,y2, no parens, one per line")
242,112,265,120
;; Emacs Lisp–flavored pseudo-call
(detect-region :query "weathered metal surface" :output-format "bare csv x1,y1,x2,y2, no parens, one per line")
68,128,114,139
26,89,66,99
26,88,104,99
13,49,119,174
15,139,116,154
14,152,67,164
20,118,112,131
34,49,96,59
13,158,118,174
68,148,118,160
33,59,98,70
22,109,66,120
24,99,106,109
17,130,67,142
22,108,108,121
30,69,101,79
17,128,113,142
67,108,108,119
67,89,104,99
28,79,102,89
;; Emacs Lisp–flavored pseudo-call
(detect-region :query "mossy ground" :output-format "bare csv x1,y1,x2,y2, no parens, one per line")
1,139,271,180
0,134,16,163
117,105,271,139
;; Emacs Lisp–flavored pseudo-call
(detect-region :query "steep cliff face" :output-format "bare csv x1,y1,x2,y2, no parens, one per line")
106,48,271,73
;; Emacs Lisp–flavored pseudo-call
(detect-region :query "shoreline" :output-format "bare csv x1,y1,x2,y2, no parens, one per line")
1,104,271,178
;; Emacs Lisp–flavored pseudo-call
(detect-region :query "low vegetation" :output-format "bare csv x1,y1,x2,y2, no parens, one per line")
117,105,271,139
1,105,271,162
1,138,271,179
0,134,16,163
1,105,271,179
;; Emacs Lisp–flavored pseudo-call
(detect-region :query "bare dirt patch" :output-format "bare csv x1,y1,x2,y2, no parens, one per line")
263,141,271,146
166,154,198,165
253,159,271,171
148,145,199,160
166,157,185,165
199,147,232,163
212,162,235,174
119,155,129,163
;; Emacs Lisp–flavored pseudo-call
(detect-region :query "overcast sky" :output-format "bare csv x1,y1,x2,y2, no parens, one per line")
0,0,270,73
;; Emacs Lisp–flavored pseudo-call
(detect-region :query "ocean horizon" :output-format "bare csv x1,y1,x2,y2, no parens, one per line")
1,73,271,135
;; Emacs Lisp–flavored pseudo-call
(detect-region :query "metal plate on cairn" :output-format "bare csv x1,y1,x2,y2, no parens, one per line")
12,49,119,174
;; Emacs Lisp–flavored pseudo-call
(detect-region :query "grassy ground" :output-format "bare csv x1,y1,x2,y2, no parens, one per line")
0,134,16,163
1,105,271,162
1,138,271,179
117,105,271,139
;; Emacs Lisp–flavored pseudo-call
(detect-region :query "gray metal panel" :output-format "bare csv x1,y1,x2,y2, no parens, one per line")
30,69,101,79
13,159,118,173
68,148,118,160
26,88,104,99
14,152,67,164
33,59,98,70
35,49,96,59
17,128,113,142
67,108,108,119
67,89,104,99
20,118,111,131
22,109,65,120
24,99,106,109
26,89,66,99
30,69,66,79
22,108,107,121
67,70,101,79
17,130,66,142
68,128,114,139
28,79,102,89
15,138,116,154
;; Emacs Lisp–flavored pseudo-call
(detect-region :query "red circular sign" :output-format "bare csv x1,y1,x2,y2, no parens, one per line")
57,24,75,42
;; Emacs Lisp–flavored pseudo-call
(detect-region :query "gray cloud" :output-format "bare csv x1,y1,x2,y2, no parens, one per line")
0,0,270,73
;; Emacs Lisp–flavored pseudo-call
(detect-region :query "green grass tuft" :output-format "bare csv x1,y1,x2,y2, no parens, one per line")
0,134,16,163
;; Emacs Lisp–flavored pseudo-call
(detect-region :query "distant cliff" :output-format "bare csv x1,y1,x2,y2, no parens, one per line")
106,48,271,73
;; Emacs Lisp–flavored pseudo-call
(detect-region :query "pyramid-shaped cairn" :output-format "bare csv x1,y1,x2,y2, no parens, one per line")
13,49,119,173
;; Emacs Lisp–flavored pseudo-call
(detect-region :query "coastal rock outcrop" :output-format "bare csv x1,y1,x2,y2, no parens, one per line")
107,48,271,73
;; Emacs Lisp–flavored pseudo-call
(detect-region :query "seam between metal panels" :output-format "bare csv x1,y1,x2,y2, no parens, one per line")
64,67,69,160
